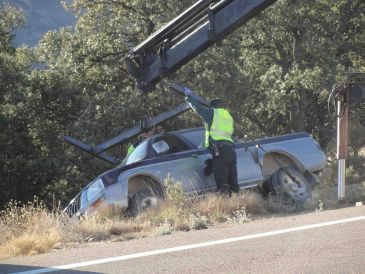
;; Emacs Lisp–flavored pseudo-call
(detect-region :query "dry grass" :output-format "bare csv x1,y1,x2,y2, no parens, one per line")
2,177,350,259
192,192,266,221
134,185,267,232
0,201,147,258
0,199,63,258
1,228,61,256
0,190,267,258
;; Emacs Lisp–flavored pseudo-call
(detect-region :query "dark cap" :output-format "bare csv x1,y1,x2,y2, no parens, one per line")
209,98,223,108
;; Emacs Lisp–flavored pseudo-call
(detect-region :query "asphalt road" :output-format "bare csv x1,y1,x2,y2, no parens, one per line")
1,206,364,274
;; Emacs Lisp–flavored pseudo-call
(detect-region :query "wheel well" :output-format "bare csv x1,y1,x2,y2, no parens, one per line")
127,175,164,199
262,153,297,181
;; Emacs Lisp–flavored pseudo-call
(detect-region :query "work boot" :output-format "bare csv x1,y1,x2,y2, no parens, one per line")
215,185,230,196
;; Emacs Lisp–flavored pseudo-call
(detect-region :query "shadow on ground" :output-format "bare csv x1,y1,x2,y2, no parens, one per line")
0,264,101,274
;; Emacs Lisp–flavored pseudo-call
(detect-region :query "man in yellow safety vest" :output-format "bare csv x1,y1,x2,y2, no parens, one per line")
184,87,239,195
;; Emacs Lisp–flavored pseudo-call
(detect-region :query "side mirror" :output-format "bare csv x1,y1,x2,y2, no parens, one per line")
152,140,170,155
243,135,248,152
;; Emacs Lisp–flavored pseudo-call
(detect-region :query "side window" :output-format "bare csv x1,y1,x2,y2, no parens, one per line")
126,140,148,165
180,130,205,148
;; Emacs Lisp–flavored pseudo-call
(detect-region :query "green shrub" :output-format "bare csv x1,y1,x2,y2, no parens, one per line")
163,177,185,206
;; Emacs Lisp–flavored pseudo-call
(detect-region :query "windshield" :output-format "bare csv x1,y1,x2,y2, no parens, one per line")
125,140,148,165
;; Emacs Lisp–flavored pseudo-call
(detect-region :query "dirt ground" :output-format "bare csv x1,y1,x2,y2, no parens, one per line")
311,183,364,210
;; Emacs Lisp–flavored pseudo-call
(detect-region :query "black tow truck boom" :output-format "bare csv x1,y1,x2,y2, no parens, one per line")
126,0,277,91
65,0,277,164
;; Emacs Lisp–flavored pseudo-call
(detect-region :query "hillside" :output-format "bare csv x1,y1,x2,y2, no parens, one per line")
1,0,75,46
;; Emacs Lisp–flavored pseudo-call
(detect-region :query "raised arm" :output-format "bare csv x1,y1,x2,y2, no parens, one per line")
184,87,213,126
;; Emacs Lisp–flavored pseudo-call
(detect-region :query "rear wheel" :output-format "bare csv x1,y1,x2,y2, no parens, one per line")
270,167,311,206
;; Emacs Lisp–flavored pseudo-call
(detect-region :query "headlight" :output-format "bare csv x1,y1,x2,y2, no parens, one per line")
86,178,104,202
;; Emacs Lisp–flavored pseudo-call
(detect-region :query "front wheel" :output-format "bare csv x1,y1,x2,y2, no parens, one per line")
270,167,311,205
129,188,163,216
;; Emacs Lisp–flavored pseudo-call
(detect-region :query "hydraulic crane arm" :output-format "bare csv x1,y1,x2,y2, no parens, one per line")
64,102,189,164
64,83,209,164
126,0,277,91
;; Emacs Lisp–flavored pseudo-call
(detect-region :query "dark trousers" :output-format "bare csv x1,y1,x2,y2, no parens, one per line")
212,142,239,194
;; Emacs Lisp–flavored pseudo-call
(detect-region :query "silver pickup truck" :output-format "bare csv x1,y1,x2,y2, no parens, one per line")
64,127,326,216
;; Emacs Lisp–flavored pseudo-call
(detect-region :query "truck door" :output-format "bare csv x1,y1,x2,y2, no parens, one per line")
150,135,215,194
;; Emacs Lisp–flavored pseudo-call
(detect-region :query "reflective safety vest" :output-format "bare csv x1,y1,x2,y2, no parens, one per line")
205,108,234,147
127,144,135,156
